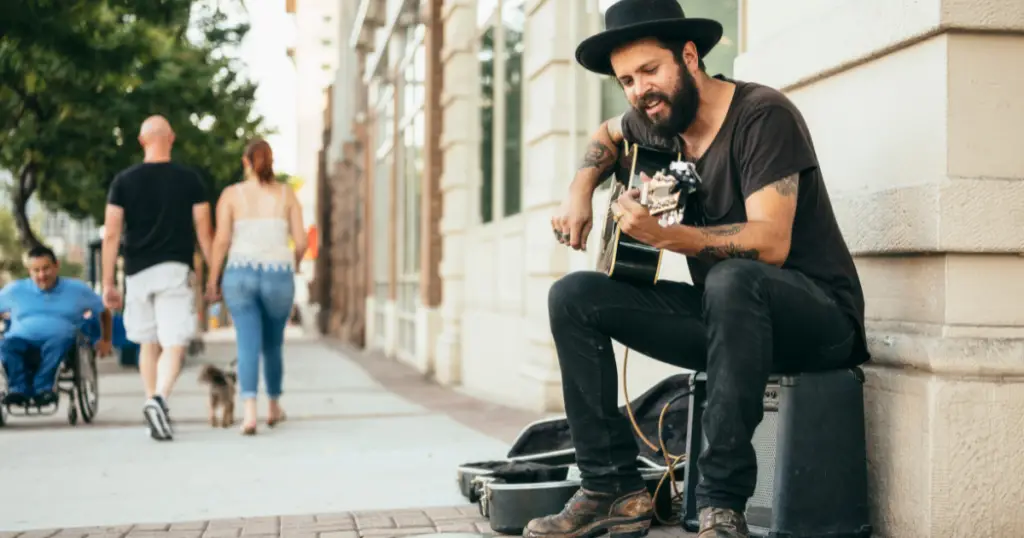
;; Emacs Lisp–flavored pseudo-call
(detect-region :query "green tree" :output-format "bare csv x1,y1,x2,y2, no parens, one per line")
0,0,265,248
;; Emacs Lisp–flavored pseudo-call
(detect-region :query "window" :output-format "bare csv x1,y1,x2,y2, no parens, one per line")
402,117,423,275
394,19,427,359
502,0,524,217
399,28,426,279
477,0,524,224
373,83,395,303
479,24,495,223
598,0,740,119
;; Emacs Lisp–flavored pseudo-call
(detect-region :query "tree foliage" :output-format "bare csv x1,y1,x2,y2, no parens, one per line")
0,209,82,283
0,0,266,248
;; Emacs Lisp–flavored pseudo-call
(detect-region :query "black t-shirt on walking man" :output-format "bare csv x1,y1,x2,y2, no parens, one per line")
622,76,869,364
107,162,207,276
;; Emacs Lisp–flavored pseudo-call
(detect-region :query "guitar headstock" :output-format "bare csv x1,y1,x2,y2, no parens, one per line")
621,143,703,225
642,170,682,217
668,160,702,196
642,158,702,218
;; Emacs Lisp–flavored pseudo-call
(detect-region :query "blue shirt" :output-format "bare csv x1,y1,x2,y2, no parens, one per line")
0,278,106,343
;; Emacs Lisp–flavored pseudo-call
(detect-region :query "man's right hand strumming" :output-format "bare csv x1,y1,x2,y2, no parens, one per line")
552,114,625,251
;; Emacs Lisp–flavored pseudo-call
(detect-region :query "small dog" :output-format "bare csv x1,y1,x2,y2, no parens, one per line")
197,359,237,428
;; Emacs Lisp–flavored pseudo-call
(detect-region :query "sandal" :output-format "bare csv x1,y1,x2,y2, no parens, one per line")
267,412,287,428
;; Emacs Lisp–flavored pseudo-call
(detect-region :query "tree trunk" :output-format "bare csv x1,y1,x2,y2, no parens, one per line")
14,163,43,249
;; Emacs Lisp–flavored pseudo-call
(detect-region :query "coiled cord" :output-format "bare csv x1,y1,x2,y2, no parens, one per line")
621,346,692,525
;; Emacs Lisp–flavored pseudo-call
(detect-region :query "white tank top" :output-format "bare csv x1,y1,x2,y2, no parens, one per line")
226,183,294,271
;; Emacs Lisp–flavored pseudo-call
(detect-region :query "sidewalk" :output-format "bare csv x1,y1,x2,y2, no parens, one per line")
0,328,693,537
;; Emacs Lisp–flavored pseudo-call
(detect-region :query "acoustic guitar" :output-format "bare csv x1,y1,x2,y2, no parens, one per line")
596,141,702,285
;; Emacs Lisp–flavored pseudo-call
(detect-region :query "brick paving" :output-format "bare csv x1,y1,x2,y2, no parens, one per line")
0,505,695,538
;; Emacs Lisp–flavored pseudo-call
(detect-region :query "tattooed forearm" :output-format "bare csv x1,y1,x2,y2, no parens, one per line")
659,221,783,264
579,141,615,172
772,174,799,197
697,244,760,261
699,223,745,238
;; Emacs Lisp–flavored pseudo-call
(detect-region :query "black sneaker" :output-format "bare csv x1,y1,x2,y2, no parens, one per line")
143,396,173,441
2,392,29,407
31,391,59,408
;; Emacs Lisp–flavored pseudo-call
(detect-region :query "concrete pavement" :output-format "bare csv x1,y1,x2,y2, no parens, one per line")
0,328,694,537
0,329,535,531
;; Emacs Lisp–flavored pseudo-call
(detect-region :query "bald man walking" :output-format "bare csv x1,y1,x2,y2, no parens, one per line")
102,115,214,441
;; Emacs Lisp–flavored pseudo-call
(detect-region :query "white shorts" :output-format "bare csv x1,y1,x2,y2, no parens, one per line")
124,262,196,347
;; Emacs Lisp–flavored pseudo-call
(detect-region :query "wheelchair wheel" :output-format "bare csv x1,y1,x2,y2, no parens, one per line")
73,343,99,424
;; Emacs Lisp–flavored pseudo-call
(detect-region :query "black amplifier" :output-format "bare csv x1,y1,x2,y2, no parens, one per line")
681,368,873,538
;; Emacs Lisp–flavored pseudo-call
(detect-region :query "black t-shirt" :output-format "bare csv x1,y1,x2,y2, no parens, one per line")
621,76,868,364
107,162,207,276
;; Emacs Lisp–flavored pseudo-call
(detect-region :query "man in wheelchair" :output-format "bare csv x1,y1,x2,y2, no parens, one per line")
0,245,113,407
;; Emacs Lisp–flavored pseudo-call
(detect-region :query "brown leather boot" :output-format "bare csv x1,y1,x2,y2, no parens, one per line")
522,488,653,538
696,507,749,538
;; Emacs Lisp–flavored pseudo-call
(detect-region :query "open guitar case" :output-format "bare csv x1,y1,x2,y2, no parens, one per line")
457,373,693,535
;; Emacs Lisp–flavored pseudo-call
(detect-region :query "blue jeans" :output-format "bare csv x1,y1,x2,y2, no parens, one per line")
221,266,295,400
0,334,75,395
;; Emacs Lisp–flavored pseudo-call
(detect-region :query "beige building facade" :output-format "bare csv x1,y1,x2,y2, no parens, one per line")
287,0,344,229
321,0,1024,536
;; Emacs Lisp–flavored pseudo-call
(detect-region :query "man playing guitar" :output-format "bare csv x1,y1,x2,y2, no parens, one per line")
534,1,869,537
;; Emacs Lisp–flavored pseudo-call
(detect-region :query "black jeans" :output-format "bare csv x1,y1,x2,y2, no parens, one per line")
547,259,856,512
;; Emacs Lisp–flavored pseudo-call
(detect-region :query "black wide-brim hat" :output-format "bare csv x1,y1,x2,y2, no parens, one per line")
576,0,724,76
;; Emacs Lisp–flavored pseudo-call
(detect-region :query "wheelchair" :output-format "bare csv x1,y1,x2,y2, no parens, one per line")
0,316,100,428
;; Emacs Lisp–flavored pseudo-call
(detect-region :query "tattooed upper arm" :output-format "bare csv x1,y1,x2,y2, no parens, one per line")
579,140,615,172
771,174,799,197
745,172,799,237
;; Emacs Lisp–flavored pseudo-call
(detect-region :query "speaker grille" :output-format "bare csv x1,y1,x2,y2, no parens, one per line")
747,410,779,516
695,389,781,532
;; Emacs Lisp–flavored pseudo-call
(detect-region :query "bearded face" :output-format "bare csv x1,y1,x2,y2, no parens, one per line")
609,38,702,138
633,62,699,137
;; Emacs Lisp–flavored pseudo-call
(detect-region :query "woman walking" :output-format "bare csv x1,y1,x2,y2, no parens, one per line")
206,139,307,435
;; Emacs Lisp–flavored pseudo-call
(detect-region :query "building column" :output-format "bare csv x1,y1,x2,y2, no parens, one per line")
417,0,445,376
360,56,378,349
737,1,1024,536
518,0,597,411
383,79,401,358
315,144,333,336
348,123,369,347
434,0,480,385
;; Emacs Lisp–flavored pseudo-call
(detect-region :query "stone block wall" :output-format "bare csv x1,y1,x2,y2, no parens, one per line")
737,0,1024,535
